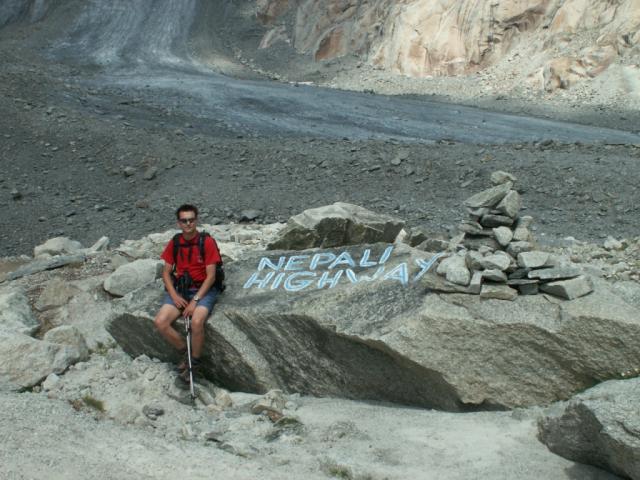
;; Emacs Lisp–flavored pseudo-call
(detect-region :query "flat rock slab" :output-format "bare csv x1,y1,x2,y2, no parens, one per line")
464,182,512,209
529,267,582,281
540,276,593,300
517,251,550,269
107,244,640,411
538,378,640,479
2,254,86,282
480,284,517,300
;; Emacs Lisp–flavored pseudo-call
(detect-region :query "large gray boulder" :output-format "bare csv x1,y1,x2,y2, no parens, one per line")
103,259,163,297
107,243,640,411
35,277,80,312
0,287,39,335
0,330,85,391
267,203,404,250
55,289,116,351
538,378,640,479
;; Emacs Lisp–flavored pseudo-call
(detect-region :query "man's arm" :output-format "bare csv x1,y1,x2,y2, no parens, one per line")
162,262,188,310
182,264,215,317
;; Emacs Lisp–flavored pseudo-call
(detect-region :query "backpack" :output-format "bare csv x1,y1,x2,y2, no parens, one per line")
172,231,225,292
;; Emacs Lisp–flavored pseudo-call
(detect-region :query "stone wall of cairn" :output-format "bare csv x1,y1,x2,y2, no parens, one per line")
435,171,593,301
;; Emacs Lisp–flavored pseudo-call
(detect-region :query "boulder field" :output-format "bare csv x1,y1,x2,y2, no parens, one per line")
2,201,640,478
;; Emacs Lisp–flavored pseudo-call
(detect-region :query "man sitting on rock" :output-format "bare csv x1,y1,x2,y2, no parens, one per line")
154,204,221,384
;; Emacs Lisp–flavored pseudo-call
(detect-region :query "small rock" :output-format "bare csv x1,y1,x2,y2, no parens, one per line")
142,404,165,420
508,279,539,295
480,251,512,271
42,373,60,391
123,166,136,177
469,271,483,294
493,226,513,247
512,226,532,242
495,190,521,219
480,284,518,301
539,276,593,300
603,236,623,251
465,251,484,271
239,209,262,222
11,189,22,200
482,269,508,283
445,255,471,286
459,221,484,235
480,214,514,228
490,171,517,185
143,167,158,181
517,251,550,269
528,267,582,281
507,241,534,257
464,182,513,209
252,389,286,416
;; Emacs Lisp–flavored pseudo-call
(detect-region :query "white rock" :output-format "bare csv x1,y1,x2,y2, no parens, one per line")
88,236,110,253
480,251,512,271
495,190,521,219
103,259,163,297
540,276,594,300
480,284,518,301
42,373,61,391
43,325,89,361
0,330,84,391
493,226,513,247
490,171,517,185
35,278,79,312
604,236,623,251
445,255,471,286
34,237,84,258
517,251,550,269
0,287,39,335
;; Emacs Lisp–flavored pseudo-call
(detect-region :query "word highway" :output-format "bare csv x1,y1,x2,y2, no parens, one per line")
243,246,443,292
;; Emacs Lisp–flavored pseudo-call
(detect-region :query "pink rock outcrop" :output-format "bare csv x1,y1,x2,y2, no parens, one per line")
256,0,640,90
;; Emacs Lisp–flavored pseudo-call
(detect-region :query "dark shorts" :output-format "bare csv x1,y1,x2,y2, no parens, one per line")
162,287,219,314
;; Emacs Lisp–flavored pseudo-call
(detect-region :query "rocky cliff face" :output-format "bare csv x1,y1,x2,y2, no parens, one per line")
257,0,640,91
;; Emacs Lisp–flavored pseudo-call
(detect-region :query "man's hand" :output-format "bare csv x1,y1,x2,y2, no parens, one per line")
182,299,197,317
171,294,188,310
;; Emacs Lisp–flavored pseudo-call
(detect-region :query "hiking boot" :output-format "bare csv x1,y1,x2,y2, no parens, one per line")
176,358,202,387
175,351,189,373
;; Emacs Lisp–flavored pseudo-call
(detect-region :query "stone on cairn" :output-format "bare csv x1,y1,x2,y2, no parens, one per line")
433,171,592,301
490,171,517,185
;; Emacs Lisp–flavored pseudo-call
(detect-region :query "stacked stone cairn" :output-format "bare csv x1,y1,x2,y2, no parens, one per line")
435,171,593,301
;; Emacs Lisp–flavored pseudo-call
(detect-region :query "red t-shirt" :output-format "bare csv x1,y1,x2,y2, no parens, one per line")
161,233,221,284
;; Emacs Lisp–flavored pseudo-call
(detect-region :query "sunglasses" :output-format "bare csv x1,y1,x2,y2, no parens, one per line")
178,217,197,225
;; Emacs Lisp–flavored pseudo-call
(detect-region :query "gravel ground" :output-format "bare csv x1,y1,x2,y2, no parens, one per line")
1,48,639,256
0,387,619,480
0,3,639,257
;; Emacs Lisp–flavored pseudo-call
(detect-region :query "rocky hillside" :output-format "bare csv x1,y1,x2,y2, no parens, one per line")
257,0,640,91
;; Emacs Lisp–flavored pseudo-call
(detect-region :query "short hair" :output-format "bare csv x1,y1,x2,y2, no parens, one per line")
175,204,198,219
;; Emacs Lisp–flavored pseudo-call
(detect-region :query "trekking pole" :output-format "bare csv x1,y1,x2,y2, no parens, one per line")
185,315,196,401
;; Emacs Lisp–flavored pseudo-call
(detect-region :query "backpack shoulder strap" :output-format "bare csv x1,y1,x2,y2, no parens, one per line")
171,233,182,272
199,231,224,265
198,231,210,261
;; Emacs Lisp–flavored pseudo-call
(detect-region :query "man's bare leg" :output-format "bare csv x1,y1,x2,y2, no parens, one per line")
153,304,186,351
190,306,209,359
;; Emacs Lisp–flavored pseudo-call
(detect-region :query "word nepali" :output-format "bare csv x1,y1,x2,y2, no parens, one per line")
243,246,443,292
